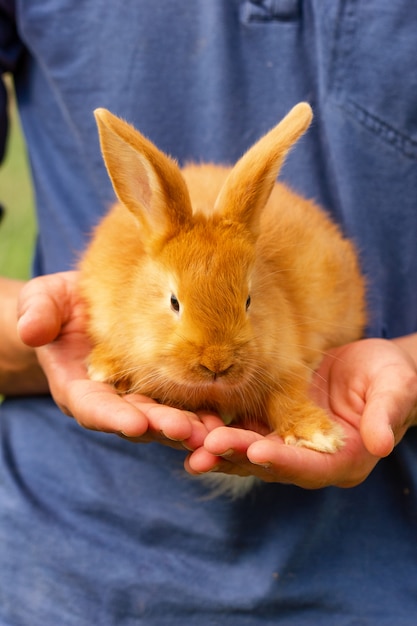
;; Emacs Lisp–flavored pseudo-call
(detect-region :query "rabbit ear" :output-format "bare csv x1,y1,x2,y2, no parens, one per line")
94,109,192,242
215,102,313,237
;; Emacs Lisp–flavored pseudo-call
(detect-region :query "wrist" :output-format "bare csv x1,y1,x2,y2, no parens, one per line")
0,277,49,395
392,333,417,369
392,334,417,427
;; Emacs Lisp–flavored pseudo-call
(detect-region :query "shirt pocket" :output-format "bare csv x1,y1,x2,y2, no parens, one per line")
240,0,301,23
330,0,417,160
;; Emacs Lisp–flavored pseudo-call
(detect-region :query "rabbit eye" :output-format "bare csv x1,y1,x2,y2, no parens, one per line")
245,295,251,311
170,294,180,313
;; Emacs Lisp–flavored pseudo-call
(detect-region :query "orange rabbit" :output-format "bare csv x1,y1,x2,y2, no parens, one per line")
79,103,366,454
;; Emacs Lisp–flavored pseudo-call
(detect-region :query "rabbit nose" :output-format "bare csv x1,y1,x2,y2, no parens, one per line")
199,346,235,377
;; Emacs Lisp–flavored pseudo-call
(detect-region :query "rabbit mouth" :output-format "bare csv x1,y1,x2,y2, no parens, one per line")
173,368,250,397
125,366,268,428
168,368,260,409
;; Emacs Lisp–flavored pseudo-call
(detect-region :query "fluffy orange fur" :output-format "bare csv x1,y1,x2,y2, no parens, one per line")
78,103,366,453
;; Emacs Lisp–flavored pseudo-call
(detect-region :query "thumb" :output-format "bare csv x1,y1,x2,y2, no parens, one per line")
360,394,396,458
360,385,415,458
17,273,75,347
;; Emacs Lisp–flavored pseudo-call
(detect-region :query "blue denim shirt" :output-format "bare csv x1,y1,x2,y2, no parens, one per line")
1,1,417,624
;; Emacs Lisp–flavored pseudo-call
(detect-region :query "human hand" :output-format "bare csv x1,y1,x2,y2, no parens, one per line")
185,339,417,488
17,271,210,449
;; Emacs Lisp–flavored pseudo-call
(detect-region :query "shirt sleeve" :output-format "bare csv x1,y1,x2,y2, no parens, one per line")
0,0,24,163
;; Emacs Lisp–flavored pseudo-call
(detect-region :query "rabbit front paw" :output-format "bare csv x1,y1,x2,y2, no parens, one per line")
283,423,344,453
271,399,345,453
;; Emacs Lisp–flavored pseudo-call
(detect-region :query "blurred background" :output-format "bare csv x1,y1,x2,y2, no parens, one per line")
0,76,36,279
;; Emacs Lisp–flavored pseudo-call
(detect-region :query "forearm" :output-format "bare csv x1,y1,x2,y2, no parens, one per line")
0,277,49,395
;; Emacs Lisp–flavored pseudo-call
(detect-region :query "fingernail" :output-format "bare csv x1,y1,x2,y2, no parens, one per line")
160,430,182,442
221,449,234,458
204,465,221,473
252,461,272,469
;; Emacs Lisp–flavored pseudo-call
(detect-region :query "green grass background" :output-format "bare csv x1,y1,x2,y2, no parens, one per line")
0,78,36,279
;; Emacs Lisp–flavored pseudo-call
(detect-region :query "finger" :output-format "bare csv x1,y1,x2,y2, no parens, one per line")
203,425,264,458
57,379,149,436
17,291,62,346
247,438,348,489
186,425,256,474
125,395,207,446
360,360,417,457
196,411,226,432
185,447,223,474
360,398,396,458
17,273,76,346
361,391,415,458
186,426,266,477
